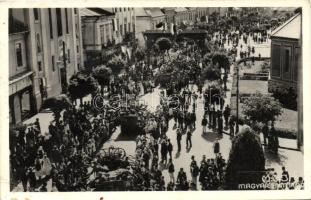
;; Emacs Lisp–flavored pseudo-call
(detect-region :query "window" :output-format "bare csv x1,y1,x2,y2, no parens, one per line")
283,48,291,79
56,8,63,36
294,47,299,81
15,43,23,67
271,44,281,77
120,24,123,36
67,49,70,63
65,8,69,34
119,8,122,12
38,61,42,71
36,33,41,53
48,8,53,39
52,55,55,71
74,8,77,15
34,8,39,21
77,45,79,53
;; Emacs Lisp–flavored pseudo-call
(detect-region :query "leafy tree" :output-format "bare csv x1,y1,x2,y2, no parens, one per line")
224,126,265,190
93,65,112,85
242,92,283,126
211,52,230,73
92,65,112,94
107,56,126,74
41,94,72,123
201,63,221,81
68,72,99,104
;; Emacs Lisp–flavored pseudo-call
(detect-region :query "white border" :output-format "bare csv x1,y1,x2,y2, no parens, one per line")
1,1,310,200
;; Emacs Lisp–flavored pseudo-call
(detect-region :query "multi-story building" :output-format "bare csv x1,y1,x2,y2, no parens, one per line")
161,7,210,29
135,8,166,47
80,8,115,68
102,7,136,44
9,8,84,125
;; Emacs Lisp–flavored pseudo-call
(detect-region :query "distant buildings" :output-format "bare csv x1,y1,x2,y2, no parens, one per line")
80,8,136,68
135,8,166,47
268,13,302,149
9,8,84,125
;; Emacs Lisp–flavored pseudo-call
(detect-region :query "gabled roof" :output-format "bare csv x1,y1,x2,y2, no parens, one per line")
271,13,301,40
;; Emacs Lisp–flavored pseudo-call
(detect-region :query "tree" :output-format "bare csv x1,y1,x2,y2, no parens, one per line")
224,126,265,190
68,72,99,104
242,92,283,126
211,52,230,73
92,65,112,94
201,63,221,81
107,56,126,74
42,94,72,123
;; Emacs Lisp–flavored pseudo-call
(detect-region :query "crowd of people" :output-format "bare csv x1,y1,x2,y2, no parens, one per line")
9,9,303,192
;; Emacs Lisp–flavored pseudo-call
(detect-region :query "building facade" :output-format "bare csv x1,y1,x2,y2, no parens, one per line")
102,7,136,44
81,8,115,68
135,8,166,47
9,8,84,125
268,13,302,149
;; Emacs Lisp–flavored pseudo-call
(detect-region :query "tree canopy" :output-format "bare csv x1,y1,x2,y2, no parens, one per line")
68,72,98,101
224,126,265,189
242,92,283,125
92,65,112,86
107,56,126,74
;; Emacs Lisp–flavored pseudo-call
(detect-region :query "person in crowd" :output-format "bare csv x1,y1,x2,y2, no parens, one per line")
190,156,200,188
223,105,231,128
176,128,182,152
168,158,175,184
167,139,173,160
201,115,208,134
186,130,192,149
213,140,220,157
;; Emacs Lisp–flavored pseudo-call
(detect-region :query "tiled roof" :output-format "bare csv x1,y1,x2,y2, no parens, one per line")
271,13,301,39
9,16,28,34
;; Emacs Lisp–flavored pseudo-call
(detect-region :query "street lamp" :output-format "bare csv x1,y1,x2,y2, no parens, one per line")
236,62,240,134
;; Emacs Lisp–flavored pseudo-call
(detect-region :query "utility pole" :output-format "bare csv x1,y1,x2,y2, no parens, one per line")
236,63,239,134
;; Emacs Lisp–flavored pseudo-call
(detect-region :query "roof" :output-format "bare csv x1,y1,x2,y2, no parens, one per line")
271,13,301,39
148,8,165,17
9,16,28,34
135,8,149,17
80,8,114,17
175,7,188,13
135,8,165,18
80,8,101,17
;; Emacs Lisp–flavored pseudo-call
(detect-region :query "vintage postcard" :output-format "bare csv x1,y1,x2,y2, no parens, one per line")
0,0,310,200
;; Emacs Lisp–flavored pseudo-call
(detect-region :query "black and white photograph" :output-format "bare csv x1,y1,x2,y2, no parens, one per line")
5,6,306,193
